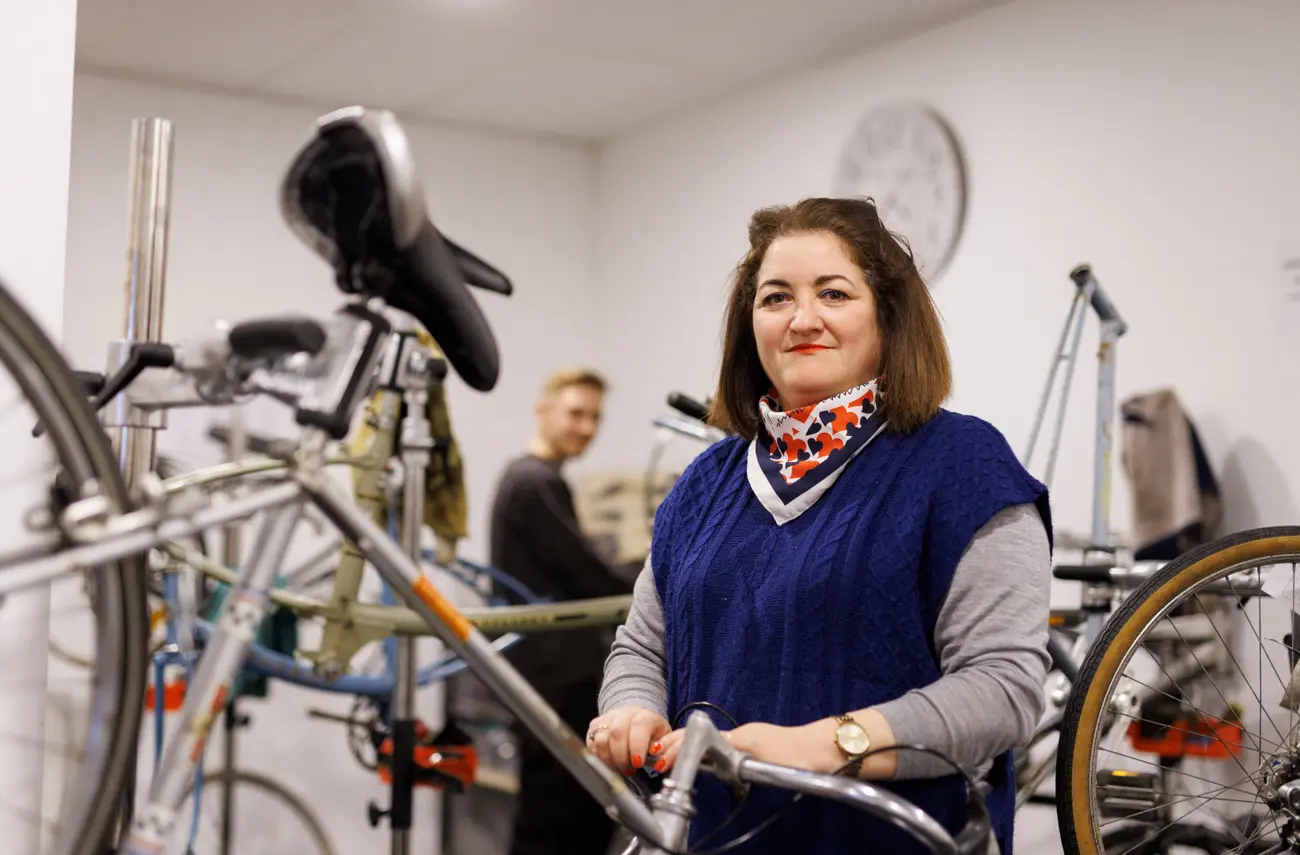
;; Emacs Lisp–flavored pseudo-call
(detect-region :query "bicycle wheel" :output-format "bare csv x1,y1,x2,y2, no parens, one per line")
170,769,337,855
1058,527,1300,854
0,278,149,855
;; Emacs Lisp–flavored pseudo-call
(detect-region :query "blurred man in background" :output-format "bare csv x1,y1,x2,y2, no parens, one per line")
490,367,630,855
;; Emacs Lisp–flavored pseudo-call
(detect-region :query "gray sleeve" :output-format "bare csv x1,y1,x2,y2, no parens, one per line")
874,503,1051,780
598,558,669,719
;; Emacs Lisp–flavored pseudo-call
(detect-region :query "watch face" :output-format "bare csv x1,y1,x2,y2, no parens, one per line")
836,721,870,755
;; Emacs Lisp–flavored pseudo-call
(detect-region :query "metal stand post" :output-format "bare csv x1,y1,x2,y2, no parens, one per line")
105,117,174,486
220,406,246,855
365,318,444,855
106,116,175,844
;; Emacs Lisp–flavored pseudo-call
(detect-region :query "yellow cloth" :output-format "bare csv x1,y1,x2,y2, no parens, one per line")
347,330,469,549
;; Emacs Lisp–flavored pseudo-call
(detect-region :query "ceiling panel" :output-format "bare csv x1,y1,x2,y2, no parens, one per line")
77,0,368,88
76,0,1008,139
414,52,697,138
253,7,535,108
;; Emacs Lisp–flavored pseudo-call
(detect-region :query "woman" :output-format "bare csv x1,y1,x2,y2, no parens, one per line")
588,197,1052,854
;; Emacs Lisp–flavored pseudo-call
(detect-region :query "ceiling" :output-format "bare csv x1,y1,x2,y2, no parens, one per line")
75,0,1000,141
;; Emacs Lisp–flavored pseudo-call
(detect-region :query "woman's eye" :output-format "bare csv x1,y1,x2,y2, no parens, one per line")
761,292,790,306
821,289,848,301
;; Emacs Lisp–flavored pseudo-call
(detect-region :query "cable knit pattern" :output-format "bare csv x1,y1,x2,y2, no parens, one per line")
651,410,1051,855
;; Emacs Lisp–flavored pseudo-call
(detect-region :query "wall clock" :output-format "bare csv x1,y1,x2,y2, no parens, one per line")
831,102,967,284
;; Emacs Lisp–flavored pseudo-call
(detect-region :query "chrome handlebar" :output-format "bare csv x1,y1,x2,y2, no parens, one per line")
630,712,994,855
123,302,434,444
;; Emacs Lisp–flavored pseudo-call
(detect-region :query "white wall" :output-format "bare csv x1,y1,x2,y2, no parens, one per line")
0,1,78,852
593,0,1300,550
63,72,599,854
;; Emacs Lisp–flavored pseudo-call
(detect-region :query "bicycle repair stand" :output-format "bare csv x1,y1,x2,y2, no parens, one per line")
102,116,176,845
1022,263,1128,642
365,312,446,855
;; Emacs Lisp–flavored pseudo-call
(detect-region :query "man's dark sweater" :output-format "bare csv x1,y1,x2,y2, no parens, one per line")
489,454,630,690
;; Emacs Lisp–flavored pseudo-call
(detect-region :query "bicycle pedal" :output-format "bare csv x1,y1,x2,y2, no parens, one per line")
1096,770,1161,819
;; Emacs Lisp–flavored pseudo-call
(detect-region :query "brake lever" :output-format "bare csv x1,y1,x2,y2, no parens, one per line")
33,342,176,437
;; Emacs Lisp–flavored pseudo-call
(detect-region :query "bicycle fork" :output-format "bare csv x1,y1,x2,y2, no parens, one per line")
121,498,304,855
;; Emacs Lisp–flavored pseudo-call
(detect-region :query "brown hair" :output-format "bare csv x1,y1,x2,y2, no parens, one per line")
710,197,951,438
542,366,607,397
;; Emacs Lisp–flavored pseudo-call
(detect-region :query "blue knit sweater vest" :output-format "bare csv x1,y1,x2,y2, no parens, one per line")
651,409,1051,855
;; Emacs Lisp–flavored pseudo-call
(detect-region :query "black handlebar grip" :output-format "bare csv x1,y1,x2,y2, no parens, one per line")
228,317,327,361
1051,564,1114,583
667,392,710,422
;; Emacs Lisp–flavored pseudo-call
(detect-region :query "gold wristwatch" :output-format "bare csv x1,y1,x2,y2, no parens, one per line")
832,713,870,776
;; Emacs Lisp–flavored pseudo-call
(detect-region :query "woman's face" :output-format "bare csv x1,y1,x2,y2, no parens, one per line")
752,230,882,410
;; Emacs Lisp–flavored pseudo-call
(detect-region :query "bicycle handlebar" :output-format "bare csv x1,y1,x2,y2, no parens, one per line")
652,415,724,444
631,711,993,855
666,391,710,422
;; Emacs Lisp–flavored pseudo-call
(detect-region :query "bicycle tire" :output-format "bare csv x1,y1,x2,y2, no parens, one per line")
178,769,337,855
0,278,149,855
1056,526,1300,854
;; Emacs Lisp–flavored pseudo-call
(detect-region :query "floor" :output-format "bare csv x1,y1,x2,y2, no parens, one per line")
1016,804,1065,853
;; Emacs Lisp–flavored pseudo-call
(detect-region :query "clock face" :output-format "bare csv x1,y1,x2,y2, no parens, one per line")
831,103,967,284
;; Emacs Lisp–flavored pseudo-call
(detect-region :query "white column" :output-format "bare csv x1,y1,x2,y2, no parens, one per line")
0,0,80,852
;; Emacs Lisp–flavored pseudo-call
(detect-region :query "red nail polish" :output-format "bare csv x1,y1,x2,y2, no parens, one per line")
633,754,643,768
650,742,662,754
654,758,666,772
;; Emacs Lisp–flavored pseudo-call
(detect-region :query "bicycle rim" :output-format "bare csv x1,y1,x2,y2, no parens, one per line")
1058,526,1300,855
0,279,148,855
173,769,337,855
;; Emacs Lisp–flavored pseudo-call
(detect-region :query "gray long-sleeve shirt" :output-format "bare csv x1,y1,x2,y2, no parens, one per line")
598,503,1051,780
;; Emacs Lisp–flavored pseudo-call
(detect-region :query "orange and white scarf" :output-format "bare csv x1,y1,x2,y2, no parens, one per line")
747,379,886,525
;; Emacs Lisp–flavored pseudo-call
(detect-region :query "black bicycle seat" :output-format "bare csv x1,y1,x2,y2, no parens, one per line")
279,107,507,392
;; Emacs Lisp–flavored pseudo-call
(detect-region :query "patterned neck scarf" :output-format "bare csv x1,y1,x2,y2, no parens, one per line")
746,379,887,525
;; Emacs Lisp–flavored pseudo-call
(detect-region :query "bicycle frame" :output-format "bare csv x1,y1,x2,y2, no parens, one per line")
1024,264,1128,556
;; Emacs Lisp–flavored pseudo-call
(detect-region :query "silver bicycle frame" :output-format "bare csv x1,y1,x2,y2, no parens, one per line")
1023,263,1128,553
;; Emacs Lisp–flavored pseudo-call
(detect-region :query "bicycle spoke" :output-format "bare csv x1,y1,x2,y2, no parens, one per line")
1115,672,1281,751
1279,558,1289,758
1096,746,1261,799
1097,773,1259,828
1113,708,1265,754
1165,610,1281,752
1128,662,1269,784
1221,814,1285,855
1102,776,1267,855
1207,575,1292,740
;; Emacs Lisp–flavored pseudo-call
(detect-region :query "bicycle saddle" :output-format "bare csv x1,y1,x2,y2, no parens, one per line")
279,106,509,392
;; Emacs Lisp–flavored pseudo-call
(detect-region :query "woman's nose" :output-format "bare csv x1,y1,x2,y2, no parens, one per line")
789,300,823,333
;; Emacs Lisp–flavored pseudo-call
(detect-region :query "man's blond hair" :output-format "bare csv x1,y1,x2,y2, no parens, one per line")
542,367,607,397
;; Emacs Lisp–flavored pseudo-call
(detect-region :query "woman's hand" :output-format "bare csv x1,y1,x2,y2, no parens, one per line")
587,706,672,776
652,719,844,776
